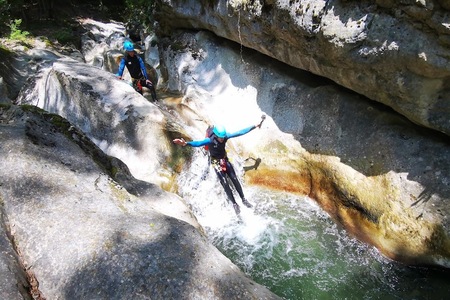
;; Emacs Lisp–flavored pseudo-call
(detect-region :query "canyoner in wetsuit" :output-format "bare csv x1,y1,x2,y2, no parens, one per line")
116,41,158,102
173,118,265,215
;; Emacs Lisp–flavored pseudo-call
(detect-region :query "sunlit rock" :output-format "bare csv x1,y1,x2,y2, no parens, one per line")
156,0,450,136
16,57,171,187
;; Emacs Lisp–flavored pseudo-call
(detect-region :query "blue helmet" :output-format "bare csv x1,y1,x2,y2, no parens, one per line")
213,125,226,138
123,41,134,51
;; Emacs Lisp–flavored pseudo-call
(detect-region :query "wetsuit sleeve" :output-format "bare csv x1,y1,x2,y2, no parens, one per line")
226,125,256,139
138,57,149,80
186,137,211,147
116,58,126,77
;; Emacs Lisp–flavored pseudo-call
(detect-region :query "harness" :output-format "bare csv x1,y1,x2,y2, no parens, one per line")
131,77,145,93
211,157,228,172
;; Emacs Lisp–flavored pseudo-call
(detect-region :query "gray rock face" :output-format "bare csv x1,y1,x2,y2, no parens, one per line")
0,212,28,300
0,105,280,299
17,57,172,187
156,0,450,136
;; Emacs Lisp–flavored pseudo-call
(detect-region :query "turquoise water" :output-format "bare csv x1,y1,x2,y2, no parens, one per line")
210,188,450,300
177,157,449,300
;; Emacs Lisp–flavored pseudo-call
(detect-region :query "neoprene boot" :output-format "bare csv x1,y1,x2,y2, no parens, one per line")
233,203,240,215
242,199,252,208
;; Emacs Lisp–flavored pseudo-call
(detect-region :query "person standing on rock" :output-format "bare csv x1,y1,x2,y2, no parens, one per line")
116,40,158,102
173,116,265,215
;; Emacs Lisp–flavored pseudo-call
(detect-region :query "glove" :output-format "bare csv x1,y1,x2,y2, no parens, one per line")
173,138,186,146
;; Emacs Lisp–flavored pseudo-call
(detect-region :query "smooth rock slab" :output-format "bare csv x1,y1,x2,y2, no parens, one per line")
0,105,280,299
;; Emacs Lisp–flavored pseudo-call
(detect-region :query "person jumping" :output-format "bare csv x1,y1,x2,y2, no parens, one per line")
173,117,265,215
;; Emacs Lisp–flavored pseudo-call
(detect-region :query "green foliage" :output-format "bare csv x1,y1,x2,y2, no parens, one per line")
124,0,156,31
54,27,73,44
9,19,29,41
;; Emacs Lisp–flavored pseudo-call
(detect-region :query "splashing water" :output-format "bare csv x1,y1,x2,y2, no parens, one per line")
177,151,450,299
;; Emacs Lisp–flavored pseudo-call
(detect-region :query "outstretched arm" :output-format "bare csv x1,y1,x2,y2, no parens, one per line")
227,120,264,138
226,125,257,139
173,137,211,147
227,115,265,138
116,58,126,78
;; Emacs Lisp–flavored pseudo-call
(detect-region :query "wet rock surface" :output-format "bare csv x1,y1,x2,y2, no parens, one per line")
0,105,280,299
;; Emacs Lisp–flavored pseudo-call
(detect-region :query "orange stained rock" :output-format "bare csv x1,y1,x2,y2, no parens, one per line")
245,168,311,195
245,165,450,266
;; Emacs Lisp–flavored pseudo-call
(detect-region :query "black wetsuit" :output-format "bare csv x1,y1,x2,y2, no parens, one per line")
187,125,257,205
117,52,157,101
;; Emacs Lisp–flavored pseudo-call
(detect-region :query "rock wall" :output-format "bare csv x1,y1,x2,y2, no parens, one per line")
156,0,450,136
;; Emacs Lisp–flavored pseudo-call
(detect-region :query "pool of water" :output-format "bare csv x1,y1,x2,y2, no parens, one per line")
178,157,450,299
212,188,450,300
